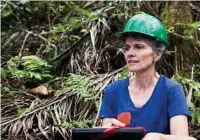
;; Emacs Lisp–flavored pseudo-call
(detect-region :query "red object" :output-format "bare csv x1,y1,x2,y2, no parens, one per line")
91,127,146,140
90,128,116,140
117,112,131,125
103,128,116,134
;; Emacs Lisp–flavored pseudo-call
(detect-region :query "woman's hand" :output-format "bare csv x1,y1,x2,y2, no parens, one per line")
142,133,197,140
142,133,163,140
102,118,125,128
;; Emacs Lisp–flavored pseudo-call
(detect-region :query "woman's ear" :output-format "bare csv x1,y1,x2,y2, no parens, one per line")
154,49,163,62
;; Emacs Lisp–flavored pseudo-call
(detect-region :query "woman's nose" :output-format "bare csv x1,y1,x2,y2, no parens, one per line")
126,48,136,57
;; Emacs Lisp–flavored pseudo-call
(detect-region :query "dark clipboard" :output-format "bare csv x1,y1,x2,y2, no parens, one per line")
72,127,146,140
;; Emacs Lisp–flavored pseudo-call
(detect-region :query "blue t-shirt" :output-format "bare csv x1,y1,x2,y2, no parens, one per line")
98,75,191,134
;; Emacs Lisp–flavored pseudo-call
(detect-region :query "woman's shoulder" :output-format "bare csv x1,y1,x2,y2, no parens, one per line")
160,75,183,90
103,77,129,98
105,77,129,91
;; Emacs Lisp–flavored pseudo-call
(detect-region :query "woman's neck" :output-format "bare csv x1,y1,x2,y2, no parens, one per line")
130,68,159,91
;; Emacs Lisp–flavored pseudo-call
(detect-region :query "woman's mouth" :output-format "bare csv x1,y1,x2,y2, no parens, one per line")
128,60,139,64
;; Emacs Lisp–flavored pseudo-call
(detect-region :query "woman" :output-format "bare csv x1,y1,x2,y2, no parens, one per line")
98,13,196,140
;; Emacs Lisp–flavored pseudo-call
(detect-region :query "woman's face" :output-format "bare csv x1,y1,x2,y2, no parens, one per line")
124,36,156,72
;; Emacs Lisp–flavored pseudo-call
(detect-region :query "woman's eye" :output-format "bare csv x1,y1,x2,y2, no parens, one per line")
135,45,144,49
123,45,130,51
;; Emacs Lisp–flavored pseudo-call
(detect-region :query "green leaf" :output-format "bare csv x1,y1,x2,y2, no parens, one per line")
34,73,42,80
7,55,53,83
52,24,65,34
1,68,7,79
2,9,12,17
2,86,10,93
66,73,95,100
190,22,200,28
118,66,129,80
76,8,91,17
187,101,195,108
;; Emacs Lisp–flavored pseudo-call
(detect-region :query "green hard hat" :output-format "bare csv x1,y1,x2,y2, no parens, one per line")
117,13,169,46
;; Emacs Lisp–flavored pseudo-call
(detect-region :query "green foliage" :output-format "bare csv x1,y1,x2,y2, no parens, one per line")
17,107,28,116
172,75,200,100
7,55,53,84
75,8,100,20
40,2,102,58
176,22,200,41
118,66,129,80
0,84,10,94
1,67,7,79
194,65,200,79
188,102,200,125
172,75,200,124
61,118,93,129
1,1,200,139
1,7,12,18
66,74,95,100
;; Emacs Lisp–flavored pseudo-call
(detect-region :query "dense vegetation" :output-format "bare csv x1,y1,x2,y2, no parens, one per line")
1,1,200,139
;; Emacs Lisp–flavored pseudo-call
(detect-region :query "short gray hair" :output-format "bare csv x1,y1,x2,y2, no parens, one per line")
124,33,167,52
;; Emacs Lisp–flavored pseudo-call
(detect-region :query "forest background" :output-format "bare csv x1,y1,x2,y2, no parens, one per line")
1,1,200,140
